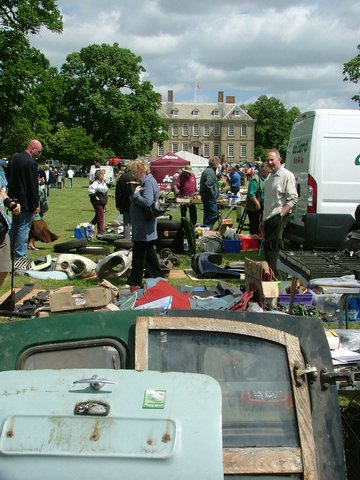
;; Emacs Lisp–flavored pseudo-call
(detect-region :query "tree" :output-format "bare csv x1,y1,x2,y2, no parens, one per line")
343,44,360,106
0,0,63,155
0,0,62,36
46,124,102,165
61,43,168,158
245,96,300,160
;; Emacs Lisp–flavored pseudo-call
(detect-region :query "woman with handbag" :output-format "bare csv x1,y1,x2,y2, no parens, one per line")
88,169,108,235
0,161,21,286
127,158,163,293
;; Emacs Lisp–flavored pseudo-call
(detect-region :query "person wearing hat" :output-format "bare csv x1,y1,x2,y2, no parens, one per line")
173,165,197,226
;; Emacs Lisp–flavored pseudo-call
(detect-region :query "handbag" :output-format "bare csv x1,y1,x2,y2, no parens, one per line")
144,199,166,219
0,211,9,246
91,191,108,206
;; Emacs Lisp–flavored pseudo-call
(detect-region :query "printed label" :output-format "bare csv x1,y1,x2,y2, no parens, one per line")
143,389,166,409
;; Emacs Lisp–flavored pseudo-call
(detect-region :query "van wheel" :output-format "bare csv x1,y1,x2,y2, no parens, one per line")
53,238,88,253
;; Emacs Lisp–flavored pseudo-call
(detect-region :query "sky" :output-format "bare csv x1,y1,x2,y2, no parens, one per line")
30,0,360,112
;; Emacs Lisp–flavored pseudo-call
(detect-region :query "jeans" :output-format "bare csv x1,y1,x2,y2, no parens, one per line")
201,195,218,228
180,203,197,226
10,210,33,259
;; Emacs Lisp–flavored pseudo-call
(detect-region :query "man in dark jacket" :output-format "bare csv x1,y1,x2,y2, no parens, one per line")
199,156,220,227
7,139,41,259
115,162,136,239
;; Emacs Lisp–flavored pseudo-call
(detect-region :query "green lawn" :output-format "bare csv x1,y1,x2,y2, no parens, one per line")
0,177,255,298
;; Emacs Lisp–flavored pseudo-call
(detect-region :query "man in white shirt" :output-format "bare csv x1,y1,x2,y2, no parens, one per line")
261,148,298,279
67,167,75,188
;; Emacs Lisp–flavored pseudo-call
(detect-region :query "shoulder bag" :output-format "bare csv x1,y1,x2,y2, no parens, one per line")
144,198,166,219
0,211,9,246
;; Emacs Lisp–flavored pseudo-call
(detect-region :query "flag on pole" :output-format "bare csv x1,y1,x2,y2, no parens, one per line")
194,84,201,102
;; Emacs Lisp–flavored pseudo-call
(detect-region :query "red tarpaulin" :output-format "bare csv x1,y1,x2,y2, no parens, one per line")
150,152,190,188
135,280,192,309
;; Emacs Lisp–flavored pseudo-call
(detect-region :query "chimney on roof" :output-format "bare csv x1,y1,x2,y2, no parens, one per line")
218,91,224,103
168,90,174,102
226,95,235,104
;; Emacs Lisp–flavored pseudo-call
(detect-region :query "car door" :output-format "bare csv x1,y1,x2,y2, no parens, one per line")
135,315,326,479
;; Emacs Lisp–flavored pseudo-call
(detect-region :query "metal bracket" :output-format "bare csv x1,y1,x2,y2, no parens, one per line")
320,368,355,390
73,374,117,391
294,363,318,386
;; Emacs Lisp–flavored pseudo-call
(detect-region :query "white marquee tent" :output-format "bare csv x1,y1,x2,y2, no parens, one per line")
176,151,209,185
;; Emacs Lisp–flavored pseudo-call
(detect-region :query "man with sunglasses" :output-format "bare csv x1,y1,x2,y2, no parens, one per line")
7,139,42,259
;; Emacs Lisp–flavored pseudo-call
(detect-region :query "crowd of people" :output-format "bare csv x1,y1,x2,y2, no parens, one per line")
0,139,298,292
0,140,82,283
169,153,298,280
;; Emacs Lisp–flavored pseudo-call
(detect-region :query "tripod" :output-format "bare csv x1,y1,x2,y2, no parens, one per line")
236,205,249,233
0,212,33,318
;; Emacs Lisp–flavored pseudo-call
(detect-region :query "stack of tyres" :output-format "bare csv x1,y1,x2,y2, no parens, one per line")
156,220,184,253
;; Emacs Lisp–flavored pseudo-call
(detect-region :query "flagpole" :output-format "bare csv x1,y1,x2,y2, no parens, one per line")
194,84,201,102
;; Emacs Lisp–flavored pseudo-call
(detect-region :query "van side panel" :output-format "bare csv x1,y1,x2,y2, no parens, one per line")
285,109,360,248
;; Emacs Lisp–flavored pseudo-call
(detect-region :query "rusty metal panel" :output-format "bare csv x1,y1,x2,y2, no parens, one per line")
0,369,223,479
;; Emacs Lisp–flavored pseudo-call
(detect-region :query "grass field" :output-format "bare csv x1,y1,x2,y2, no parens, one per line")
0,177,257,299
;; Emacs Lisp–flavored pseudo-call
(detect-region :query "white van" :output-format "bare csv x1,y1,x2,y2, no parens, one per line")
89,165,115,186
284,109,360,249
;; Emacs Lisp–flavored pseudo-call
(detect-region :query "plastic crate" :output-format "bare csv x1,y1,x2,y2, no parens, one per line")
223,239,241,253
239,234,259,250
278,293,313,305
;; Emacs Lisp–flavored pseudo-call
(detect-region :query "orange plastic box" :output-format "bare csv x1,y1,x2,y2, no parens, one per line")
239,234,259,250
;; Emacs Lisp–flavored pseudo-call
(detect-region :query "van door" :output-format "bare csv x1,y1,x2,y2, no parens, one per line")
0,369,223,480
285,111,314,245
136,316,321,479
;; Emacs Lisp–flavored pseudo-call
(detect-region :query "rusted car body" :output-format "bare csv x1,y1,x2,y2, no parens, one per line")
0,309,348,479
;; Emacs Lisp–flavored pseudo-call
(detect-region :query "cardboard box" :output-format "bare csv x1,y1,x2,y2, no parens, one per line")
49,286,114,312
244,258,279,303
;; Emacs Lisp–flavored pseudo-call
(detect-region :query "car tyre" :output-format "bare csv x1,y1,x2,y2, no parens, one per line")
77,246,110,255
53,238,88,253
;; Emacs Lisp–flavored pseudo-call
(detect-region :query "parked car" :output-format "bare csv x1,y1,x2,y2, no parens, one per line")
67,164,83,177
45,159,61,169
89,165,115,186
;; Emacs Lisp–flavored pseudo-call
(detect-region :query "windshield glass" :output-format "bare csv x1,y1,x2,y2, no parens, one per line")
149,331,299,448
